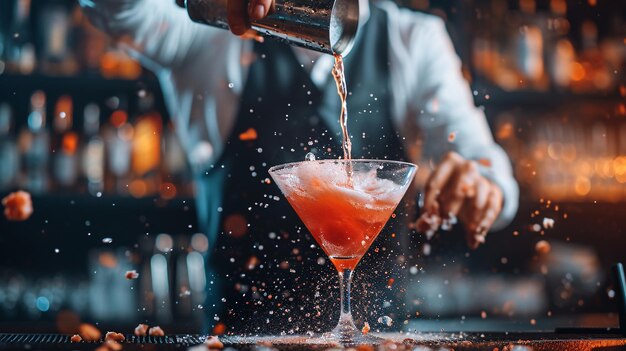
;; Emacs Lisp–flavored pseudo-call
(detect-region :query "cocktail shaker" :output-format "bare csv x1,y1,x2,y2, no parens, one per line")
182,0,360,56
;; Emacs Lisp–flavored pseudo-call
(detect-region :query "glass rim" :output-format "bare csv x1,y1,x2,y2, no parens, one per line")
268,158,418,174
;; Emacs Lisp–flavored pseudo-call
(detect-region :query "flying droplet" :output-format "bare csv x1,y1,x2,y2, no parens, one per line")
542,217,555,229
377,315,393,327
535,240,551,255
102,237,113,244
305,152,316,161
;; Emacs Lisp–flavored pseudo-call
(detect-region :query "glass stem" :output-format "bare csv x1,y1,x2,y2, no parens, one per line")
337,269,356,330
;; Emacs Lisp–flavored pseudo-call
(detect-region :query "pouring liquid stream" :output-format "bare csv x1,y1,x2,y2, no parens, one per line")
332,54,353,186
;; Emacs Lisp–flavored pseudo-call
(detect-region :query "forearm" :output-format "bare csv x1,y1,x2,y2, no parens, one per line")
79,0,214,69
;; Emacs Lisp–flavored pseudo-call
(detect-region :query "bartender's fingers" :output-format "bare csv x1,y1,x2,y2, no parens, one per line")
464,177,492,227
460,205,481,250
227,0,249,35
423,151,463,214
473,177,491,212
471,186,503,249
438,160,480,221
248,0,273,20
240,29,264,42
415,202,442,239
460,177,491,248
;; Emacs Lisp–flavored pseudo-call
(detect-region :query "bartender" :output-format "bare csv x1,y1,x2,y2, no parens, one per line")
80,0,519,333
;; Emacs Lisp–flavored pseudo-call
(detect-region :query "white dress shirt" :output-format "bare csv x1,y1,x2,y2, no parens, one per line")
80,0,519,230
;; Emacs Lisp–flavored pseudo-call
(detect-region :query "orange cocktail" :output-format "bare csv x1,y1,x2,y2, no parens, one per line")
270,159,416,344
283,175,400,271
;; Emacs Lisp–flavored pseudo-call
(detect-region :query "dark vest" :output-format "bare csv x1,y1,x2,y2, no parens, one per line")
197,6,412,334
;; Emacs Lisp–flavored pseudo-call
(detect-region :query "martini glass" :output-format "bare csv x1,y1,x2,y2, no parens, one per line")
269,159,417,344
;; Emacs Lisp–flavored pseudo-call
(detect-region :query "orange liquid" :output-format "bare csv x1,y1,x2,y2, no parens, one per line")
332,54,351,161
283,182,398,271
332,54,355,186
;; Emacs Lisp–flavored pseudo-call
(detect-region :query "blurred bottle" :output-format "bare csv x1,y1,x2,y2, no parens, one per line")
151,233,173,323
88,249,137,321
129,92,162,198
18,91,49,193
581,20,599,51
549,0,567,16
39,2,78,75
518,0,536,14
81,103,105,196
550,39,575,88
174,233,210,324
174,235,192,318
137,235,155,318
103,97,133,195
162,122,188,199
0,103,19,190
516,24,546,89
578,20,615,93
52,95,79,189
6,0,35,74
0,3,6,70
75,6,108,73
546,0,573,90
188,233,208,318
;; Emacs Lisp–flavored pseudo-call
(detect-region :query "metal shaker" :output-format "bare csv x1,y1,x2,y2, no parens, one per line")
183,0,360,56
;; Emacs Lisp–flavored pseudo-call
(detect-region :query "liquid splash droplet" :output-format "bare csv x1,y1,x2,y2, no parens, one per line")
305,152,316,161
377,315,393,326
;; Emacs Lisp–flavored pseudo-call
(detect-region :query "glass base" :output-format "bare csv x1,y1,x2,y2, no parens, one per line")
318,316,384,345
321,330,384,345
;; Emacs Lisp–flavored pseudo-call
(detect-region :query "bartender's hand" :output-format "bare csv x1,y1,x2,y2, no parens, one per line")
227,0,274,37
416,151,503,249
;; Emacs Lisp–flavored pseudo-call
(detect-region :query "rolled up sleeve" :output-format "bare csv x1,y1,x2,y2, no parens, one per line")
79,0,247,172
78,0,220,71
